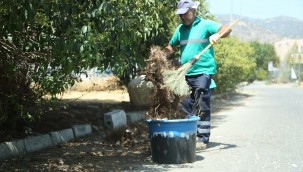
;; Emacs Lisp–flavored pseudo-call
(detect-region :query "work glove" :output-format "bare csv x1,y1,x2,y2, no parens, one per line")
209,33,220,45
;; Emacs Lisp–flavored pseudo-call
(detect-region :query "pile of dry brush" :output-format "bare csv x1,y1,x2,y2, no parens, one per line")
145,46,185,119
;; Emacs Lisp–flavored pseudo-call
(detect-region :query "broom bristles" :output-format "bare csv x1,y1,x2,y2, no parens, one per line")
163,62,193,96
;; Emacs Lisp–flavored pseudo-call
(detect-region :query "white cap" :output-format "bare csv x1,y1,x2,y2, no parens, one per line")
176,0,200,14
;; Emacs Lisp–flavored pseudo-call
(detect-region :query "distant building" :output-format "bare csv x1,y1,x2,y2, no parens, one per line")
275,38,303,82
274,38,303,64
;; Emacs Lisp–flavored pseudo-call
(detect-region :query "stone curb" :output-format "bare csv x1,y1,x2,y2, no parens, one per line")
126,111,147,124
24,134,53,153
50,128,74,146
0,109,147,161
0,124,92,161
72,124,92,138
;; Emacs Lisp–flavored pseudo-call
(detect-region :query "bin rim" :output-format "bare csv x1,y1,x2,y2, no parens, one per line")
146,115,199,123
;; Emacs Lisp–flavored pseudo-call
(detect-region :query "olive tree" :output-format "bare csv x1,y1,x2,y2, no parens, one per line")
0,0,178,129
0,0,228,129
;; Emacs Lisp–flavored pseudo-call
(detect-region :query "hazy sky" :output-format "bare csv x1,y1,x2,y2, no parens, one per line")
205,0,303,20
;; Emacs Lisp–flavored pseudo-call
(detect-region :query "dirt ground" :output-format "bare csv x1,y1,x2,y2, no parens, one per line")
0,85,250,171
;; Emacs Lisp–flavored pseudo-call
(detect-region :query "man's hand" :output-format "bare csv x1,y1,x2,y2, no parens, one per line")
209,33,220,45
164,44,174,56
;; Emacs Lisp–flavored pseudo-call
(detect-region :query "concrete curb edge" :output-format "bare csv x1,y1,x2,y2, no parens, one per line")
0,124,92,161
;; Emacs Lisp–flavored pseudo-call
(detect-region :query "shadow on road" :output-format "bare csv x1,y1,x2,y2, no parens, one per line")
212,91,252,113
211,91,253,126
207,141,237,150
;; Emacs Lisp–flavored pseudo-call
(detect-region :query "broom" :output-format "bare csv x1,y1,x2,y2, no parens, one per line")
163,19,239,96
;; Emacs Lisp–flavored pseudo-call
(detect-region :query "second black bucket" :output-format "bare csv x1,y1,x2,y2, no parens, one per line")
146,115,199,164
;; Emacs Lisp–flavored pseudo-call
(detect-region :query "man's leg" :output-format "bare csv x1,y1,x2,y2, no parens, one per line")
195,89,211,143
186,74,211,147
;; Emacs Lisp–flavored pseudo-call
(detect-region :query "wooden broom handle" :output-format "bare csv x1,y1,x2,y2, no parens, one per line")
194,19,239,60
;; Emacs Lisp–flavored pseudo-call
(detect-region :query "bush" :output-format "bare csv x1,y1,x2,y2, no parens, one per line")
255,68,268,80
213,37,256,93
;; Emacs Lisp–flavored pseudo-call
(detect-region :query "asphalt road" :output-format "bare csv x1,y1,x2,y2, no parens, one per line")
138,82,303,172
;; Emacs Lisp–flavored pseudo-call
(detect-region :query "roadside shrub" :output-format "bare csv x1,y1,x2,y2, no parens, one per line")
213,37,256,93
255,68,268,80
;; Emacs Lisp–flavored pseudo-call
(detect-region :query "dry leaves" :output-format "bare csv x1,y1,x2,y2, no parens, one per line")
145,46,183,119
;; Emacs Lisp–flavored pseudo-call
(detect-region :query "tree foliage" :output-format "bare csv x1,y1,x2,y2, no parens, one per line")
250,41,279,70
213,39,280,93
213,37,256,93
0,0,181,129
250,41,280,80
0,0,264,129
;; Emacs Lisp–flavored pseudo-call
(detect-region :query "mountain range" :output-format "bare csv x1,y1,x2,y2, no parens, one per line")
214,14,303,43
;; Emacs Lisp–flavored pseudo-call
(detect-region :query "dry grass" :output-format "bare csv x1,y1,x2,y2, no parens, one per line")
70,75,126,92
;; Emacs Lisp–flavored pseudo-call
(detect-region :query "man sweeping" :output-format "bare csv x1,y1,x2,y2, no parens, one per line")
165,0,232,150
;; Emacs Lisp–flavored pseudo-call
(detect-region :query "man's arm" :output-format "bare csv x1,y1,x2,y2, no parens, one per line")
209,24,232,44
165,44,181,68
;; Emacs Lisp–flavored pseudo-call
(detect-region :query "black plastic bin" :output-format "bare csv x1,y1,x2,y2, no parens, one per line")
146,116,199,164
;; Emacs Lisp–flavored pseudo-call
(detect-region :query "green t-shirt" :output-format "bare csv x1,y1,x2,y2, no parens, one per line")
169,17,221,76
